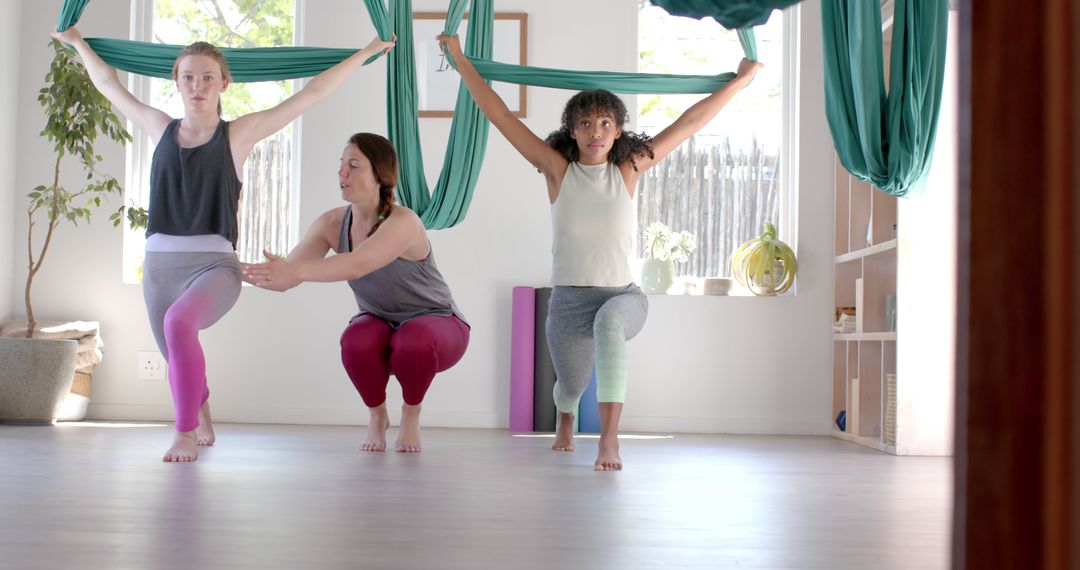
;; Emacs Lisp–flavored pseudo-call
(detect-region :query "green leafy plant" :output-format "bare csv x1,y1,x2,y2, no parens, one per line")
731,222,797,296
24,40,144,337
643,222,697,262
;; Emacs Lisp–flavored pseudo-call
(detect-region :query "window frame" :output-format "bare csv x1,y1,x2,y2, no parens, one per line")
779,2,799,266
633,3,800,291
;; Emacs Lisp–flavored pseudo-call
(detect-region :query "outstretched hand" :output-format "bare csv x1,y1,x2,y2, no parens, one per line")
51,27,82,45
437,33,463,57
736,58,764,83
365,34,397,57
241,249,301,292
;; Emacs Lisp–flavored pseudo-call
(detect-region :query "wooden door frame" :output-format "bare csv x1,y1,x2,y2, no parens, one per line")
954,0,1078,567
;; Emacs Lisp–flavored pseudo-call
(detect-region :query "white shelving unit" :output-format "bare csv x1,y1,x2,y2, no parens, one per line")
829,14,957,457
832,159,899,454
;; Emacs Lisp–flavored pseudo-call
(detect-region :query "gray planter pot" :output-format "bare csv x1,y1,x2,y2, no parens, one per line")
0,337,78,425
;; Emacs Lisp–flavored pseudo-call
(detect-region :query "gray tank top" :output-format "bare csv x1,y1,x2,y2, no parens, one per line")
339,207,467,328
147,119,242,247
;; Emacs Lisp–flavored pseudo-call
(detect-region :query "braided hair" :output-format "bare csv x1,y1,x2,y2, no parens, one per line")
347,133,399,237
544,89,654,171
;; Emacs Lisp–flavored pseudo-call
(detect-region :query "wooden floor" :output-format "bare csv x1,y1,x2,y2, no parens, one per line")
0,423,951,569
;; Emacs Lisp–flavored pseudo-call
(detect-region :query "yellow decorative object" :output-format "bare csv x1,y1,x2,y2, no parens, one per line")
731,222,797,296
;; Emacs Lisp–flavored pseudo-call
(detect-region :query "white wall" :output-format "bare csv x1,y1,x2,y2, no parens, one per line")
0,4,21,323
895,11,958,455
13,0,834,434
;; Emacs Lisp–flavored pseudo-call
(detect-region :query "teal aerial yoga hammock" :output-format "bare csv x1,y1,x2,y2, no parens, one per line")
821,0,948,197
649,0,800,29
386,0,491,228
56,0,759,228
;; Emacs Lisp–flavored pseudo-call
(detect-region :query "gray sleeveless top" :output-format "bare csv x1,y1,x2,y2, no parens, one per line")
339,207,467,328
147,119,242,247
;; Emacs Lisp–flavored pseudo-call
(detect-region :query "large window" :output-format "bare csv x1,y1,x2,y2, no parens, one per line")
124,0,299,281
637,4,793,281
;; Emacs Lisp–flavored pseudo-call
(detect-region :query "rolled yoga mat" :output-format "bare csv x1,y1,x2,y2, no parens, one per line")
509,286,535,432
532,287,557,432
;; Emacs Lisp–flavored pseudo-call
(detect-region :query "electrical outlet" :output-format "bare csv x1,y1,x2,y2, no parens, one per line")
137,351,166,380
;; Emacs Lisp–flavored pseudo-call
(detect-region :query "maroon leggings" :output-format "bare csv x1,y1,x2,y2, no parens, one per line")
340,314,470,407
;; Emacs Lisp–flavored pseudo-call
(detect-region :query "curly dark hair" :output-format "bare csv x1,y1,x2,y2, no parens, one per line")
544,89,654,171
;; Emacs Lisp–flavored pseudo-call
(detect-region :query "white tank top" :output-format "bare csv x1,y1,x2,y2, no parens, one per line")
550,161,635,286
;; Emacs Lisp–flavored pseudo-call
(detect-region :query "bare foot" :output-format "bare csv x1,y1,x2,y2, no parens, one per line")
594,435,622,471
360,404,390,452
595,402,623,471
163,430,198,462
552,412,576,452
395,403,422,452
196,401,216,446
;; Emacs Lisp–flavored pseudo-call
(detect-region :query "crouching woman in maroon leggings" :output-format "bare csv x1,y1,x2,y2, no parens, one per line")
241,133,469,452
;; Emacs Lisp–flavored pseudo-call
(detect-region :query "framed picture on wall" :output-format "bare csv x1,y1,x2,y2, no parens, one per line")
413,11,527,118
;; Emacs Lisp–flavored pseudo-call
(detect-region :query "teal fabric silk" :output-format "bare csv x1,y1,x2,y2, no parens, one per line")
56,0,758,226
385,0,492,228
821,0,948,197
649,0,799,30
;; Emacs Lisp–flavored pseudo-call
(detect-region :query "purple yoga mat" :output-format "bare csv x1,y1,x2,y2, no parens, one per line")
509,286,536,432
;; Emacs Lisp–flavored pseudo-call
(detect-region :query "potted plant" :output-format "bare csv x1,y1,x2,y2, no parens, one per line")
0,39,142,424
640,222,697,294
731,222,797,296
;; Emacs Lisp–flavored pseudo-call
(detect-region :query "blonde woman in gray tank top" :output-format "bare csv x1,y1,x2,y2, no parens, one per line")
242,134,469,453
53,27,395,462
442,34,762,471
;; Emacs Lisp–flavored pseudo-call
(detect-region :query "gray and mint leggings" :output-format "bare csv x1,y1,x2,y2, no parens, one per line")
546,284,648,414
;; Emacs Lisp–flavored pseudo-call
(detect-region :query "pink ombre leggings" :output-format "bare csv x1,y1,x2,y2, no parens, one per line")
340,314,470,407
142,252,242,433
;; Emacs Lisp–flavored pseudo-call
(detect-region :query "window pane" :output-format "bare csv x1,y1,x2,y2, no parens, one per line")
637,6,784,279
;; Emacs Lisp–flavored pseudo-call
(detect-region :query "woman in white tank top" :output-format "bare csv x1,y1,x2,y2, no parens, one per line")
441,33,761,471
